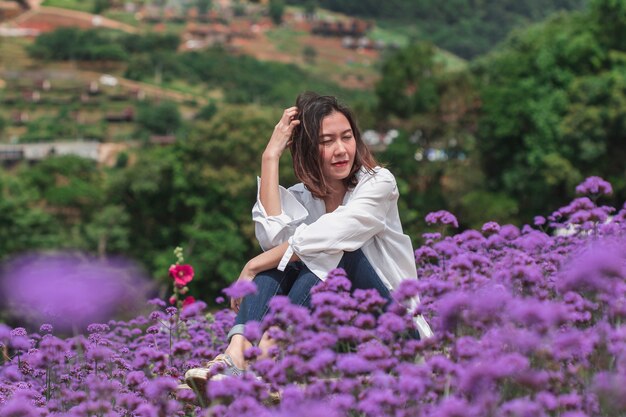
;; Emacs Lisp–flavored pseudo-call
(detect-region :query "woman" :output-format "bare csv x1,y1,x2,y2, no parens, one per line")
185,92,432,388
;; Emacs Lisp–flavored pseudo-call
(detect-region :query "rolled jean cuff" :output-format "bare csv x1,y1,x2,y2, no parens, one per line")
227,324,245,341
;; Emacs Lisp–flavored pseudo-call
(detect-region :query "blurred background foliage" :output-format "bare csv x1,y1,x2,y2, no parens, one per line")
1,0,625,305
285,0,587,58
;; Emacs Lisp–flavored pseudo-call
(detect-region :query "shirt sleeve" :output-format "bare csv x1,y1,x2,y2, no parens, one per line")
278,170,396,278
253,177,309,251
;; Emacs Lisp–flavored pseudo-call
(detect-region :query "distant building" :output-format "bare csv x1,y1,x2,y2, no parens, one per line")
0,141,137,167
182,22,232,49
105,107,134,122
0,145,23,161
180,20,256,51
149,135,176,145
342,36,386,51
311,18,373,38
0,1,22,22
11,111,29,125
0,141,100,162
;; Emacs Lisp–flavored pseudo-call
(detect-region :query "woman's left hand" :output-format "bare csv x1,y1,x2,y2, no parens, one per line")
231,262,256,313
264,106,300,160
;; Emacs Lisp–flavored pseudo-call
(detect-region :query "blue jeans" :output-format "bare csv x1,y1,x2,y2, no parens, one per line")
227,249,393,340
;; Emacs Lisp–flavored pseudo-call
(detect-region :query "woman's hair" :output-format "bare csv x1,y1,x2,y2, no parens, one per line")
289,91,377,199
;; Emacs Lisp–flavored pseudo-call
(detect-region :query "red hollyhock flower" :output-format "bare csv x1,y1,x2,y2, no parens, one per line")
168,264,194,288
182,296,196,308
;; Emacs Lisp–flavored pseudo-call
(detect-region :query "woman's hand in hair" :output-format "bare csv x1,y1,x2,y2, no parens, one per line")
263,106,300,160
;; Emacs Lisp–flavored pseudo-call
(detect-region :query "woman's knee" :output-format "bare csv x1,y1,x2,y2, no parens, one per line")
252,269,284,286
288,268,321,307
250,269,292,298
338,250,393,303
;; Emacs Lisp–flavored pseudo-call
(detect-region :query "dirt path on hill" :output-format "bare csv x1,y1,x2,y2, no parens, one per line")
78,70,209,105
7,6,138,33
0,66,208,106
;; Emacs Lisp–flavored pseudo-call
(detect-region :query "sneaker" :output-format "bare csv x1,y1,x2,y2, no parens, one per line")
184,353,245,399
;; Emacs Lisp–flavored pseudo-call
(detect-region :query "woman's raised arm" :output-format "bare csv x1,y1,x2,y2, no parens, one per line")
259,106,300,216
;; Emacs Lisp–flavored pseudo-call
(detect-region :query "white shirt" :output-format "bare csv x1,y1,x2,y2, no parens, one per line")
252,166,433,339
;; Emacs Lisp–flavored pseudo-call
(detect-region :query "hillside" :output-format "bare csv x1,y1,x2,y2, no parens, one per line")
23,0,466,88
0,0,466,147
285,0,588,58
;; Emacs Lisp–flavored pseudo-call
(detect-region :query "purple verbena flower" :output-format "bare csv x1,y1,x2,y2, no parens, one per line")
426,210,459,228
223,280,258,299
481,221,501,235
576,176,613,196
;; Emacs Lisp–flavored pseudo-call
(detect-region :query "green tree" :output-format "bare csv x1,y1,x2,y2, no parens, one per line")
21,156,102,208
109,106,296,298
195,102,218,121
269,0,286,25
136,101,182,135
181,211,248,290
125,48,365,106
0,115,6,139
560,66,626,194
0,170,61,259
107,146,191,285
303,0,316,19
302,45,317,64
473,5,626,220
375,42,441,118
232,0,245,16
122,33,181,53
93,0,110,14
286,0,586,58
375,40,482,232
84,205,130,258
28,28,128,62
590,0,626,51
197,0,212,14
177,107,296,293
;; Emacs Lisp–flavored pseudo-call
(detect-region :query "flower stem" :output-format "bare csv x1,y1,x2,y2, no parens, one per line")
46,366,51,401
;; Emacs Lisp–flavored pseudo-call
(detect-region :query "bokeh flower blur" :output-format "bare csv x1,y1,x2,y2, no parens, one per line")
0,254,151,332
1,176,626,416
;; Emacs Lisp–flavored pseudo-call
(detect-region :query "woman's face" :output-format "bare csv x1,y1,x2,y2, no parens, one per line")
318,111,356,185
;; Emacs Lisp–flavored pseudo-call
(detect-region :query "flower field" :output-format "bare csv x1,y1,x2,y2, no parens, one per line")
1,177,626,416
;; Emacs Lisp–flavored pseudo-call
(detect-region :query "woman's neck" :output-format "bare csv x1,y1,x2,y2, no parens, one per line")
324,181,347,213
